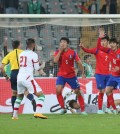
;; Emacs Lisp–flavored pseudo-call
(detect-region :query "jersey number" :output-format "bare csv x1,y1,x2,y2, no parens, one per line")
20,56,27,67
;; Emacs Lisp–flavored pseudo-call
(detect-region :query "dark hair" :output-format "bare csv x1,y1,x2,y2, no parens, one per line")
26,38,35,46
84,55,91,61
12,40,20,49
60,37,70,44
109,38,118,44
101,35,109,41
69,100,77,108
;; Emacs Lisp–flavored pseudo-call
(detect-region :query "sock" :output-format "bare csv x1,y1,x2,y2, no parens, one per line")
13,97,22,117
98,92,104,110
11,96,16,111
77,95,85,112
107,93,116,110
56,94,65,109
107,97,110,108
27,93,34,101
36,94,45,113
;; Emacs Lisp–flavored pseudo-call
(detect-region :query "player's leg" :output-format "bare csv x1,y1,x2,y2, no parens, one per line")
12,94,23,120
27,79,47,119
12,81,25,119
67,76,87,115
10,70,18,111
106,76,118,114
95,74,106,114
56,76,66,113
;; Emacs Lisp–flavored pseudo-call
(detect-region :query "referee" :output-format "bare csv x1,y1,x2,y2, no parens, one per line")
1,40,23,111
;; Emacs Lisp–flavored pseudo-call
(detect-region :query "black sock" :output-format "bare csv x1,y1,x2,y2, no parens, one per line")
11,96,16,111
27,93,34,101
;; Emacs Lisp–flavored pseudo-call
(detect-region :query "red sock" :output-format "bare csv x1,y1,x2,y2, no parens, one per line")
107,97,110,108
57,94,65,109
98,92,104,110
107,93,116,110
77,95,85,112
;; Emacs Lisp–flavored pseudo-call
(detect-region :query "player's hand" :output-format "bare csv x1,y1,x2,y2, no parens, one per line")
79,42,84,48
99,28,105,38
5,75,10,81
112,66,120,72
59,46,64,53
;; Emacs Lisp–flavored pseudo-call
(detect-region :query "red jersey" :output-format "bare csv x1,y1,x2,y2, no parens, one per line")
98,41,120,76
54,48,80,78
81,38,110,75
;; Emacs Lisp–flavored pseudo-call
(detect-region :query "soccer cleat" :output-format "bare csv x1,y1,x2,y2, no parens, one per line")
113,110,118,115
31,99,36,112
81,111,88,115
60,109,67,114
12,117,18,120
97,110,105,114
106,108,113,114
34,113,48,119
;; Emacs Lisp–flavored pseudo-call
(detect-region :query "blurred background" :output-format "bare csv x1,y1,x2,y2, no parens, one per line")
0,0,119,14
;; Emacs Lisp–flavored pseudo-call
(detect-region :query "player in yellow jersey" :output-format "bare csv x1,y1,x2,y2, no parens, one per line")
1,40,23,112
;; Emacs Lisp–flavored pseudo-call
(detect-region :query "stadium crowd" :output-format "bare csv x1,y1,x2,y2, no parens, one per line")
0,0,119,14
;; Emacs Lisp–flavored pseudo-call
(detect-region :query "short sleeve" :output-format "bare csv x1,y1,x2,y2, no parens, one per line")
2,54,10,65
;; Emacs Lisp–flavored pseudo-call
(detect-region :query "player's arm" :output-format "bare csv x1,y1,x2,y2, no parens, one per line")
32,54,41,71
75,52,85,78
54,47,64,63
80,43,97,54
1,55,10,80
69,108,76,114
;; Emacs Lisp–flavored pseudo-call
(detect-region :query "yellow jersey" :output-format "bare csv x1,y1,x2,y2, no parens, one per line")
2,49,23,70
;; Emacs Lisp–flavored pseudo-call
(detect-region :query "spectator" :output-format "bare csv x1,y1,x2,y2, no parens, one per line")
100,0,110,14
88,0,97,14
44,51,58,77
28,0,41,14
0,1,4,14
83,55,94,77
4,0,19,14
109,0,117,14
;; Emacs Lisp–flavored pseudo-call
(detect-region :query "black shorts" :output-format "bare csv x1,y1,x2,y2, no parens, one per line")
10,69,19,91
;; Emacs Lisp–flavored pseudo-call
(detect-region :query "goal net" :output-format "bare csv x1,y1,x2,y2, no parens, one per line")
0,15,120,114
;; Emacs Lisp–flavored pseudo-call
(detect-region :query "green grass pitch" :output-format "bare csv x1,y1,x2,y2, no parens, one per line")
0,114,120,134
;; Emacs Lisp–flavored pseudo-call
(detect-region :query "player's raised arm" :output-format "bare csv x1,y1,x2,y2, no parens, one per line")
32,54,41,71
79,42,97,54
74,52,85,78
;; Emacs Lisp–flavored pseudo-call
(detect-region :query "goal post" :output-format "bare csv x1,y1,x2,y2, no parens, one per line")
0,15,120,114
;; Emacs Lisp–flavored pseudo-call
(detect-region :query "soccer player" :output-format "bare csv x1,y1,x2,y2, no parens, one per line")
54,37,87,115
1,40,23,112
98,36,120,114
80,30,111,114
12,38,47,119
68,98,120,114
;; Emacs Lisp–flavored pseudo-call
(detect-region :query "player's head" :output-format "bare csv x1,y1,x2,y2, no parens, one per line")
26,38,35,51
12,40,21,49
109,38,118,51
60,37,69,50
101,35,109,47
69,100,80,109
84,55,91,64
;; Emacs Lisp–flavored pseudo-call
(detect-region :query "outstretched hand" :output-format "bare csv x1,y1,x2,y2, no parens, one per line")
79,42,84,48
99,28,105,38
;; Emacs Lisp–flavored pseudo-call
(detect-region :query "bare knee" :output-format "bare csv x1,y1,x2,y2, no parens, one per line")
56,85,63,95
12,90,17,96
106,87,113,96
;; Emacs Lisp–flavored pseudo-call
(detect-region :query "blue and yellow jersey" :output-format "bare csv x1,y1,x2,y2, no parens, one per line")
2,49,23,70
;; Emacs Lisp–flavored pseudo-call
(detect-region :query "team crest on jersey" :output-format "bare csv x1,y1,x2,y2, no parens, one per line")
117,54,120,59
69,55,73,59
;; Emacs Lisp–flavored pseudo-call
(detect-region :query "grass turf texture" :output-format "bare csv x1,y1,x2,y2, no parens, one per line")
0,114,120,134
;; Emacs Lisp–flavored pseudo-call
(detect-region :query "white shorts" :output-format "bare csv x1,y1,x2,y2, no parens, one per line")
17,79,42,94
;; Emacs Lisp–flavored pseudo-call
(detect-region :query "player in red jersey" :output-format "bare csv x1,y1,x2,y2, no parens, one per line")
54,37,87,114
80,30,111,114
98,31,120,114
